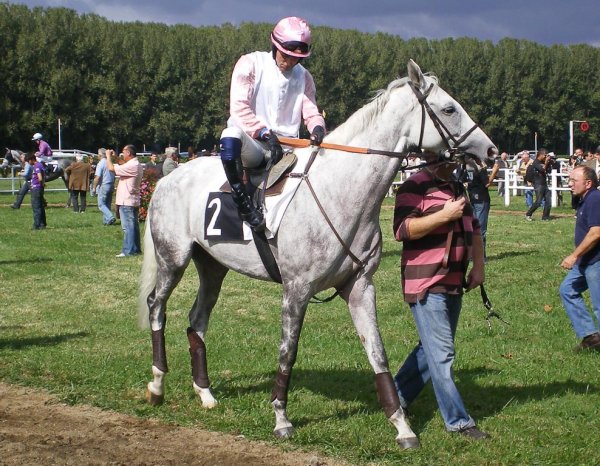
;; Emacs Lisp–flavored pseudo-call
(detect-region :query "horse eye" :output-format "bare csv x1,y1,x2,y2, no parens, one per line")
442,106,456,115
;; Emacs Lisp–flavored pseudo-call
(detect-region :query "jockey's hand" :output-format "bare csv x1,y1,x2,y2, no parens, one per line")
310,126,325,146
266,132,283,164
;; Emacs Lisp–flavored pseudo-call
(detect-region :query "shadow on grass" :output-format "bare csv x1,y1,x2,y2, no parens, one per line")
216,366,599,432
0,331,88,349
487,250,539,261
0,257,53,266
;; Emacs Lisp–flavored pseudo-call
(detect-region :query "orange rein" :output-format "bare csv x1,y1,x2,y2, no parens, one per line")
278,136,369,154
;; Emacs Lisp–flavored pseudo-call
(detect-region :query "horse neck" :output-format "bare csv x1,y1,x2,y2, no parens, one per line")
316,91,413,206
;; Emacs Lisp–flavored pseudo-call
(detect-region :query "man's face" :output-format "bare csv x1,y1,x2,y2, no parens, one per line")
575,149,584,158
275,49,300,72
569,168,592,197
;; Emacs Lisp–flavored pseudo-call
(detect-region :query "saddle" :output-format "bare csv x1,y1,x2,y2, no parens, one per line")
220,150,297,198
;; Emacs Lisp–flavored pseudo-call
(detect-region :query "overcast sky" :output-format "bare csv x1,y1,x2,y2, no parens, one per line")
9,0,600,46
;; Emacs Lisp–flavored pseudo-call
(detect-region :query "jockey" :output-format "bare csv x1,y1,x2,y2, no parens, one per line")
220,16,326,231
32,132,53,167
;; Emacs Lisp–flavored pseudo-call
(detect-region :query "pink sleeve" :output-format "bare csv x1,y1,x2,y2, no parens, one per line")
114,161,137,177
229,54,265,138
302,71,326,133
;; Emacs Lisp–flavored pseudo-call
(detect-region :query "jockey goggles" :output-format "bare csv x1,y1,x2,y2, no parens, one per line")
272,35,311,57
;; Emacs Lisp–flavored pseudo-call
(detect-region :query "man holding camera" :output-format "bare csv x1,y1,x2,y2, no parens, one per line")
525,148,552,221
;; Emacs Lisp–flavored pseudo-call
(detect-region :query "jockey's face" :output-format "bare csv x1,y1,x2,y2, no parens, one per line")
275,49,300,72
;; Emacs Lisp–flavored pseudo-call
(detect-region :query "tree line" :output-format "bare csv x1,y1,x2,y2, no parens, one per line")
1,3,598,155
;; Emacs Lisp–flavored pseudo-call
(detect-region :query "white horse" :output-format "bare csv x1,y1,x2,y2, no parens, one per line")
138,60,497,449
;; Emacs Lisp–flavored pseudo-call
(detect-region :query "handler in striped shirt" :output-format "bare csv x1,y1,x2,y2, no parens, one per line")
392,152,490,440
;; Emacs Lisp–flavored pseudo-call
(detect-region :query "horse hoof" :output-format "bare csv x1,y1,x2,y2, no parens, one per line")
145,388,164,406
397,436,420,449
273,427,294,439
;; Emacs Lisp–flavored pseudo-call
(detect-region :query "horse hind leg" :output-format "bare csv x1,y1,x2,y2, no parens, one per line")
145,251,190,405
339,274,420,449
187,247,228,409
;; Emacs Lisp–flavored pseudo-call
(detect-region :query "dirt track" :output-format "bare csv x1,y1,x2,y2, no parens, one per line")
0,383,343,466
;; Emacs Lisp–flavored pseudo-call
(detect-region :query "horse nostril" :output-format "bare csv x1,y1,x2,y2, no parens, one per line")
487,147,498,158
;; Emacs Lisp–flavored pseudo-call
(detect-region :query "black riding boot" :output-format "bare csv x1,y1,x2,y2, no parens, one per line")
222,159,265,231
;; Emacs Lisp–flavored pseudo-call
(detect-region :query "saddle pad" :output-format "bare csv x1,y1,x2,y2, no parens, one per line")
204,192,244,241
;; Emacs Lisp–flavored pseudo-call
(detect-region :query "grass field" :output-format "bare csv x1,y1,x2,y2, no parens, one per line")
1,183,599,465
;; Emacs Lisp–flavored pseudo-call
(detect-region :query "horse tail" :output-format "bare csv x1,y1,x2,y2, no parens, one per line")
138,210,157,329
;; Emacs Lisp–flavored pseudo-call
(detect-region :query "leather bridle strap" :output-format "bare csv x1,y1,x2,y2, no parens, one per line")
408,82,479,153
290,148,382,272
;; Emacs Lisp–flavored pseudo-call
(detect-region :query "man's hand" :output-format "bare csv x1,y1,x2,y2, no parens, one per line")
465,266,485,291
441,197,466,222
310,125,325,146
266,133,283,164
561,254,577,270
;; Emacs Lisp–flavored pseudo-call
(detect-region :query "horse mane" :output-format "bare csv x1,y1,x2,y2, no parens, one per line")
329,74,439,142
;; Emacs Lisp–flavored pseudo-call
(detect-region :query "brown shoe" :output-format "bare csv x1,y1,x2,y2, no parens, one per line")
457,426,491,440
574,333,600,352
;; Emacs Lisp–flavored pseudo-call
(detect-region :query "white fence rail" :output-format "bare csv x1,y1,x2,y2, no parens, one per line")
388,167,571,208
0,150,93,195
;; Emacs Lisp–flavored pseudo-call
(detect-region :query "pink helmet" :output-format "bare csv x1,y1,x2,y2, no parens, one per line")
271,16,311,58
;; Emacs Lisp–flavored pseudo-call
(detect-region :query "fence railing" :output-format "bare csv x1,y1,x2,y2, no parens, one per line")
388,167,572,207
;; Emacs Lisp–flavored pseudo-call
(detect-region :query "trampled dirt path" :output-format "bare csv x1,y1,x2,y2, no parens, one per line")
0,383,343,466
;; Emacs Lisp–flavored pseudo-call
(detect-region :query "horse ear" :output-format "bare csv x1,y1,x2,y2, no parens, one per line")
407,59,426,91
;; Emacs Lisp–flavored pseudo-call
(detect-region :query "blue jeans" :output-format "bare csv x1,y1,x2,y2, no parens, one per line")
97,185,115,224
525,188,533,208
559,261,600,339
394,293,475,431
471,202,490,258
119,206,141,255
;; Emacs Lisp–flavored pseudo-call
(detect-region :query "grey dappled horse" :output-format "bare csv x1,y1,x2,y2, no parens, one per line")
138,60,497,449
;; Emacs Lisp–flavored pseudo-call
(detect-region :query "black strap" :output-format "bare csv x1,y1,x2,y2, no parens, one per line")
251,228,282,283
481,285,510,329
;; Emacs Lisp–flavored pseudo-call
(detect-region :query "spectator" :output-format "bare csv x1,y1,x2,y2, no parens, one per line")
162,147,179,176
559,165,600,352
10,153,32,209
65,153,91,213
525,148,552,221
26,152,46,230
106,145,143,257
219,16,326,231
92,148,116,225
516,151,534,208
466,158,491,260
488,151,508,196
392,152,489,440
187,146,197,160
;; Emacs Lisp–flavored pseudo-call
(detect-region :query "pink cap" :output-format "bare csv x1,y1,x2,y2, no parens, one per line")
271,16,312,58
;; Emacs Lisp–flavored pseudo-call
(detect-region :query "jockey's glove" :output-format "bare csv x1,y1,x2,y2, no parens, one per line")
310,126,325,146
264,132,283,165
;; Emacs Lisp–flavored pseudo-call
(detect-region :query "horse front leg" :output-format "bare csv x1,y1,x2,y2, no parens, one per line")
271,286,310,438
339,274,420,450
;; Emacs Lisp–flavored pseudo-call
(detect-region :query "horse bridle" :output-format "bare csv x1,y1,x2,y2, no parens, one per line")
407,81,480,160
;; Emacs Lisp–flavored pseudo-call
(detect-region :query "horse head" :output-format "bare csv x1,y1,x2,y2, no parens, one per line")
405,59,497,164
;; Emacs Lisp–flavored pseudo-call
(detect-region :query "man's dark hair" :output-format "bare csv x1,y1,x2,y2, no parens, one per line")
25,152,36,162
577,165,599,188
124,144,137,156
537,148,548,158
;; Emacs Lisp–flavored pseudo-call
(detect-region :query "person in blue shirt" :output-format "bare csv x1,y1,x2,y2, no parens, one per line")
11,154,32,209
560,165,600,351
92,148,116,225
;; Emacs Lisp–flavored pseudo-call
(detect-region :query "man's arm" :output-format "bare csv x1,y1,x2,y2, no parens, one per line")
405,197,466,240
561,226,600,269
